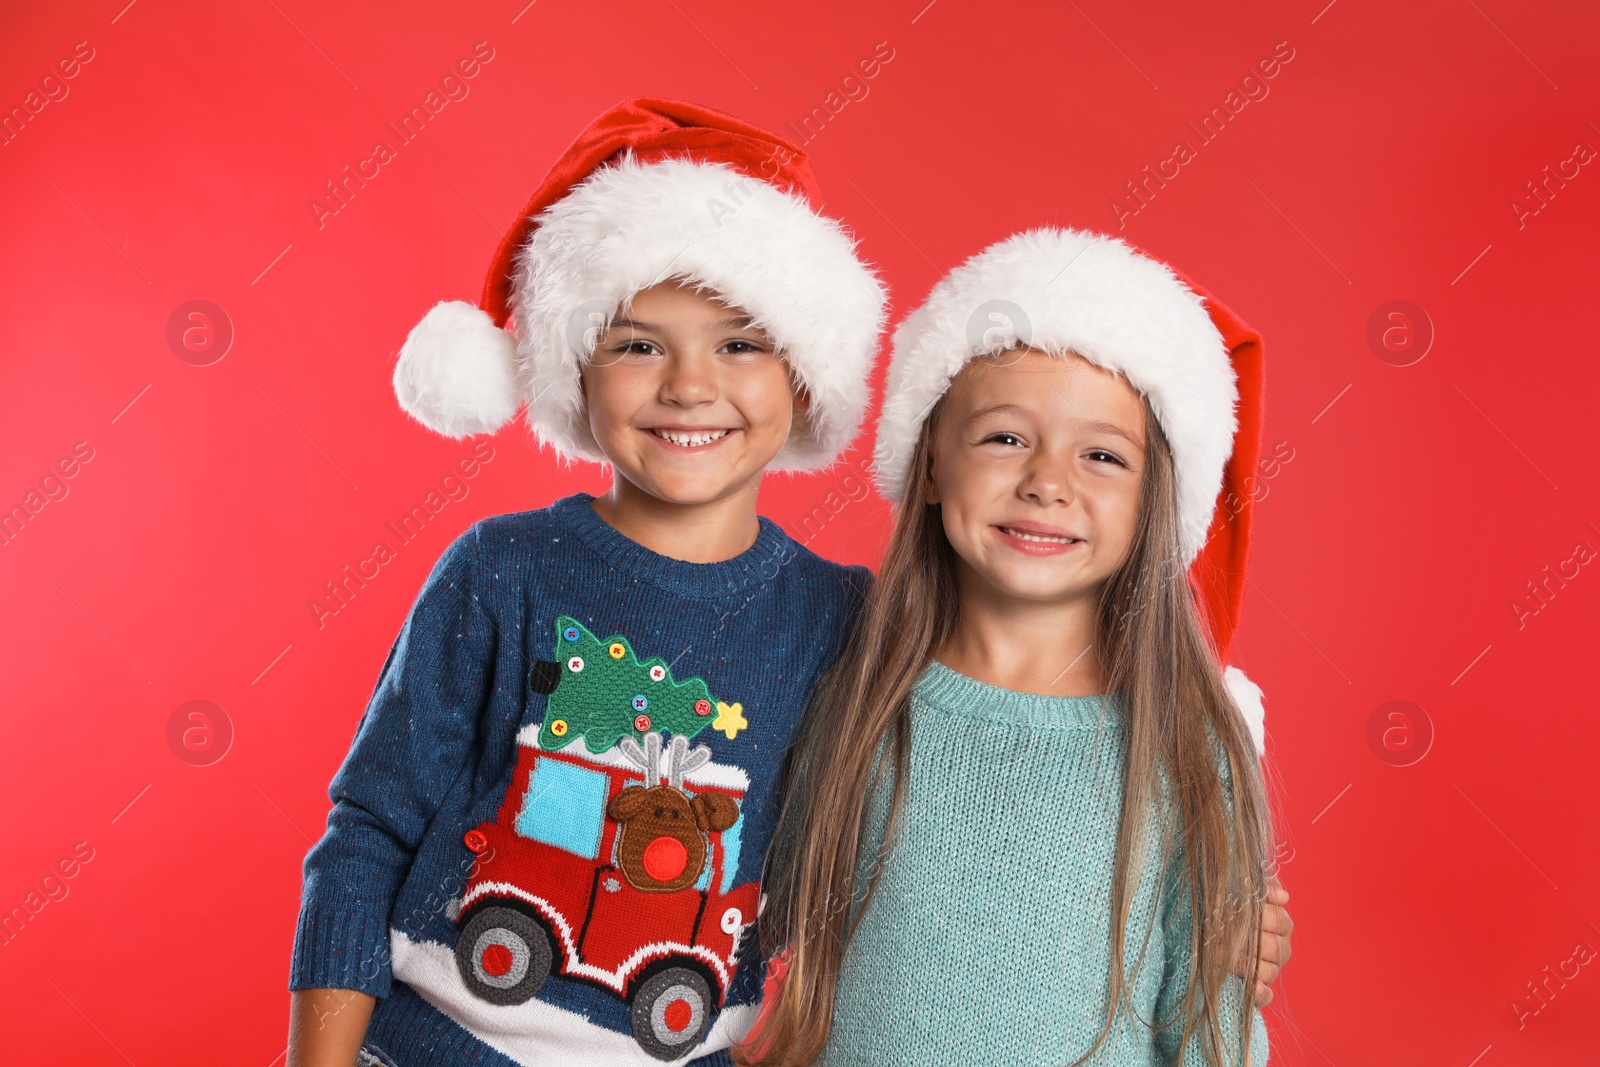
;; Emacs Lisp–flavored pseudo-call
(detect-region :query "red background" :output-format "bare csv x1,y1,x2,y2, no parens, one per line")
3,1,1597,1063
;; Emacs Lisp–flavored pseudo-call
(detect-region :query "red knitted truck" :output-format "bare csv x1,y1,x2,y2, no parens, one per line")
454,726,759,1060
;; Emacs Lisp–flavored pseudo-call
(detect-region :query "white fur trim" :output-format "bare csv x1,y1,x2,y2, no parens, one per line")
394,300,521,438
1223,665,1266,756
513,156,887,470
390,928,757,1066
873,229,1236,563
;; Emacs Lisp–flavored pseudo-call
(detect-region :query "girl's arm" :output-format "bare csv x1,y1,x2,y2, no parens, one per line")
287,989,375,1067
1153,888,1269,1067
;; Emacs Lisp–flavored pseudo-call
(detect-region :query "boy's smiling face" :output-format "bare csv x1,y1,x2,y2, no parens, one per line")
580,282,805,509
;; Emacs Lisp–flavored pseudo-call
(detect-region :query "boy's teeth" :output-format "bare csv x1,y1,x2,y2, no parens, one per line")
655,428,730,447
1004,527,1078,544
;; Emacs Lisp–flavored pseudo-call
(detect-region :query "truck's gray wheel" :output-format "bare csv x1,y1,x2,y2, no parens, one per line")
454,905,552,1005
630,966,714,1060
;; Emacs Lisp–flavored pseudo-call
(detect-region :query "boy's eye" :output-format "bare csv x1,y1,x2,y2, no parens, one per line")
610,339,661,357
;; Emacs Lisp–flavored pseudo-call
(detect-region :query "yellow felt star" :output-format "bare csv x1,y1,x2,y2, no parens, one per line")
712,701,747,740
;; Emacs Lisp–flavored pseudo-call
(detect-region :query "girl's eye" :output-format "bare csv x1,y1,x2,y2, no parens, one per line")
982,432,1026,448
1087,449,1126,466
612,339,660,357
720,338,767,356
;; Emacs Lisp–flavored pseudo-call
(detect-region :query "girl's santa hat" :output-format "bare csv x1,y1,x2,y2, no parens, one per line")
392,98,888,470
874,228,1270,752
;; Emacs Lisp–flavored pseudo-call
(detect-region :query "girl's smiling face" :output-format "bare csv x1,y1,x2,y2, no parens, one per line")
928,348,1148,607
580,282,805,507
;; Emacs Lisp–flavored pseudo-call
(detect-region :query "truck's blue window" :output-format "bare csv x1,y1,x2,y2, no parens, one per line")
515,758,608,859
719,812,743,894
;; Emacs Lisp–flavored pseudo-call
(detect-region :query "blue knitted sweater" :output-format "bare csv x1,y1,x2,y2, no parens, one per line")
291,494,869,1067
820,661,1269,1067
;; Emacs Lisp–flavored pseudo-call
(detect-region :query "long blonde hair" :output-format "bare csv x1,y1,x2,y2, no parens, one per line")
738,384,1273,1066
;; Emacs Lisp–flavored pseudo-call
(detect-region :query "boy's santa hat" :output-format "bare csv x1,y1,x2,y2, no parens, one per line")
874,228,1270,752
392,98,887,470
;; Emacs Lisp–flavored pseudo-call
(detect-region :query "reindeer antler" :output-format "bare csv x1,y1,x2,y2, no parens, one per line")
664,733,713,791
621,732,712,790
617,733,664,787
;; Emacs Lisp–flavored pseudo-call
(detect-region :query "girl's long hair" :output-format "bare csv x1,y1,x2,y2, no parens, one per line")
736,380,1274,1066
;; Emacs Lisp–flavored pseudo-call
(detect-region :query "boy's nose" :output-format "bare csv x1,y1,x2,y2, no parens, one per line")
658,354,718,407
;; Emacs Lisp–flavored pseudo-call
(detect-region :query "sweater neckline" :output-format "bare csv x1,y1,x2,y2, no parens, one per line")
550,492,797,601
914,659,1123,729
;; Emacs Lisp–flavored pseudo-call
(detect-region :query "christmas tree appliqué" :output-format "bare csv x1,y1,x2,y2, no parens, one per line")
539,616,740,753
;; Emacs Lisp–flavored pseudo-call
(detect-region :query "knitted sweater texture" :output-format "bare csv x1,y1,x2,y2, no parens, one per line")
290,494,869,1067
819,661,1269,1067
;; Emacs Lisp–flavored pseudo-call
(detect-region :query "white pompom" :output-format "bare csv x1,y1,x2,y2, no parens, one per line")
393,300,520,438
1223,666,1267,756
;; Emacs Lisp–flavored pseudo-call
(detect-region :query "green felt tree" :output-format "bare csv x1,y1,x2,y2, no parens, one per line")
539,615,720,754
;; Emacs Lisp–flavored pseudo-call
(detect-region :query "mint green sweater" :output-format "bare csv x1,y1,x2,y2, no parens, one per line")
818,662,1268,1067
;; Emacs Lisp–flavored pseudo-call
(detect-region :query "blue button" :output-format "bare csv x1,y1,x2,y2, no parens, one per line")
632,695,648,712
563,627,580,642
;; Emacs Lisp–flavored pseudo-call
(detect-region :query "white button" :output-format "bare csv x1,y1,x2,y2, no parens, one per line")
720,907,743,934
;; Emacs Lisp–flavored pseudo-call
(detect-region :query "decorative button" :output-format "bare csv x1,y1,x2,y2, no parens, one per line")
608,641,626,659
633,714,651,732
562,626,580,642
632,695,648,712
463,829,488,853
648,664,667,682
567,656,584,672
550,719,569,737
694,699,711,716
720,907,743,934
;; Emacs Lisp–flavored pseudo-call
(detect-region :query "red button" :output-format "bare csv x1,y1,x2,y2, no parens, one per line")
642,835,688,882
463,830,488,853
694,699,711,716
634,714,651,732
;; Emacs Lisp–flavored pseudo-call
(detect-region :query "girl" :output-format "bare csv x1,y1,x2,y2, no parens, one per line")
747,229,1279,1066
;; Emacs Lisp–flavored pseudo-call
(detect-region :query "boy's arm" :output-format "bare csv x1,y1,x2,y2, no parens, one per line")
287,988,375,1067
290,529,496,1001
1239,878,1293,1006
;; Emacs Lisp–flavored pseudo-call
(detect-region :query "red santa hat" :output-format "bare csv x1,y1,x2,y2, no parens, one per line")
392,98,888,470
873,228,1269,752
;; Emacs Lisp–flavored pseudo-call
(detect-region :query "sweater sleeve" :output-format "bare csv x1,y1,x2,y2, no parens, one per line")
289,527,496,996
1152,745,1270,1067
1151,875,1269,1066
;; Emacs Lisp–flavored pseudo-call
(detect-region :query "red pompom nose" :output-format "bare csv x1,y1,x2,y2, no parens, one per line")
642,836,688,882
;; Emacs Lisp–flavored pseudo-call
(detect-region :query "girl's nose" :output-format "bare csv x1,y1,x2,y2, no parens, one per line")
1020,457,1075,506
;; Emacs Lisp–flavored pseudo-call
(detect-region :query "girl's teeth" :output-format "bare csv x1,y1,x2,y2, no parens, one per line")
1005,528,1077,544
656,429,729,447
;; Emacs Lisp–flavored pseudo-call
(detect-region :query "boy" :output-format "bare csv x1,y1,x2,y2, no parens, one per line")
287,99,887,1066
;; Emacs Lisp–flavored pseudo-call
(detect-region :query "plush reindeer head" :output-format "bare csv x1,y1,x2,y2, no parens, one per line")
609,734,739,893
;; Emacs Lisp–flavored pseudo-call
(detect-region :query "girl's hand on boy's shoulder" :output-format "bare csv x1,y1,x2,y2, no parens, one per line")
1243,878,1293,1007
